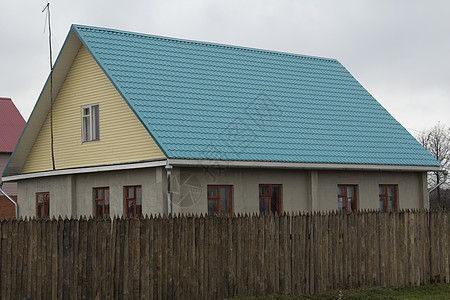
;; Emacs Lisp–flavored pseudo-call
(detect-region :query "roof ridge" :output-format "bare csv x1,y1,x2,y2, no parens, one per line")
72,24,339,64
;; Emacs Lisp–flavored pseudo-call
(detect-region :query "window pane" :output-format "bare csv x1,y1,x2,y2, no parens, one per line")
127,200,135,217
96,188,103,200
208,199,216,215
387,186,394,197
92,105,99,140
388,196,394,211
220,187,230,215
260,186,270,196
83,116,90,141
379,186,386,195
45,200,50,217
346,187,354,198
37,194,43,203
338,197,344,212
136,186,142,217
379,197,386,211
338,186,345,196
37,203,43,218
127,187,134,199
136,187,142,205
207,187,217,198
271,186,279,214
136,203,142,217
105,189,109,205
96,201,103,217
259,197,269,213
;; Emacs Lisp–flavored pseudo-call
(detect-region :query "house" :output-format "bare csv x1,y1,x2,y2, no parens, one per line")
0,98,26,219
2,25,441,219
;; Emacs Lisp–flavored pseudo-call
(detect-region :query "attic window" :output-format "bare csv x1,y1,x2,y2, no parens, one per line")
82,104,99,142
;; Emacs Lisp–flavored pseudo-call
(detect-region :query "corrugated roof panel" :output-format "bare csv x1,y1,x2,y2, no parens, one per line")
72,25,439,167
0,98,26,153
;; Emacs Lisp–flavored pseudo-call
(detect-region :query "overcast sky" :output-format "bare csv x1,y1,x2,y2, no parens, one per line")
1,0,449,135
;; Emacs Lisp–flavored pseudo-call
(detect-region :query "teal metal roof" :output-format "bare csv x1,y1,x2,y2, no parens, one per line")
72,25,439,167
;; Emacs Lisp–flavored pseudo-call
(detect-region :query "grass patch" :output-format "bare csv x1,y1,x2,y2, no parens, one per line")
228,283,450,299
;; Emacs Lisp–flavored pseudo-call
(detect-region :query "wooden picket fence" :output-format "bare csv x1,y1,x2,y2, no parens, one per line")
0,210,449,299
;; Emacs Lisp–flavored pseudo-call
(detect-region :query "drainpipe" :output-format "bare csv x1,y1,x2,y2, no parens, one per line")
428,169,448,208
0,181,18,219
165,164,173,215
429,169,448,194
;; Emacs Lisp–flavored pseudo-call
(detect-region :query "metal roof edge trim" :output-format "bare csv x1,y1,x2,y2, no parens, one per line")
167,158,441,172
70,24,339,63
2,159,168,182
71,24,170,158
3,28,82,177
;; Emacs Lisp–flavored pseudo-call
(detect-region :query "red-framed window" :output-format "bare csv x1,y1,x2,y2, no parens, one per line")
379,184,398,212
36,192,50,219
124,185,142,218
207,185,232,216
338,185,358,213
259,184,282,215
94,187,109,218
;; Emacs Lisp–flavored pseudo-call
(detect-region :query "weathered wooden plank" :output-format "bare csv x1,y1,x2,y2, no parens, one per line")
9,220,17,299
278,215,285,294
234,215,241,297
148,216,155,299
14,220,24,300
198,215,206,299
140,218,150,299
329,213,337,290
2,211,450,298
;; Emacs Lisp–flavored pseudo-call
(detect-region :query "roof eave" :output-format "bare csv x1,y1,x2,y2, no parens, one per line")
2,159,168,182
166,158,442,172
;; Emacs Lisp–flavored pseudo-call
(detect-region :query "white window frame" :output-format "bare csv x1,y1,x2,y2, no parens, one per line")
81,104,99,142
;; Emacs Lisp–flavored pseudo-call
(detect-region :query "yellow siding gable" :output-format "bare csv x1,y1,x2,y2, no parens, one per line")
22,45,165,173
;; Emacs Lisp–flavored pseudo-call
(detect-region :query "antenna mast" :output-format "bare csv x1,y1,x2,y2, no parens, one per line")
43,2,56,170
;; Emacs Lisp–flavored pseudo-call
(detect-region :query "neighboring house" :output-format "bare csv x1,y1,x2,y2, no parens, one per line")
0,98,26,219
2,25,441,219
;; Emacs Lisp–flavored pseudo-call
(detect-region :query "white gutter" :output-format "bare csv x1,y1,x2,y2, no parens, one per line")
2,159,168,182
0,182,18,219
167,158,440,172
2,158,439,183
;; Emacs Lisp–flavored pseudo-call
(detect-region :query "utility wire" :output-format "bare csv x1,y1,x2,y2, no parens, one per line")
42,2,56,171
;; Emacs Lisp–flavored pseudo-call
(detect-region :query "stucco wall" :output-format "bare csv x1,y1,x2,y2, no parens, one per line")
172,167,428,214
315,170,427,211
16,166,429,218
17,167,165,218
172,167,310,214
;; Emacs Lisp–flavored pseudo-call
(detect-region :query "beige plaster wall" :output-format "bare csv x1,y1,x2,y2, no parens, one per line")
172,167,311,215
16,166,429,218
172,167,428,214
17,175,73,218
17,167,166,218
316,170,427,212
74,167,165,217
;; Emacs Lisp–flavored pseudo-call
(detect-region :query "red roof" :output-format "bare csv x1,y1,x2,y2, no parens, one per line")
0,98,26,153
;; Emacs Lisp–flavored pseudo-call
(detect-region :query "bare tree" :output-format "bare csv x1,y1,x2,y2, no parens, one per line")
417,122,450,208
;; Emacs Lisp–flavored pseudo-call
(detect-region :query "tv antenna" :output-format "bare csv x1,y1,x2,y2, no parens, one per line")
42,2,56,171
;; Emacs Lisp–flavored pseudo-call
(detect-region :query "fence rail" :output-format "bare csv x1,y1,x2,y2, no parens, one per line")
0,210,449,299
